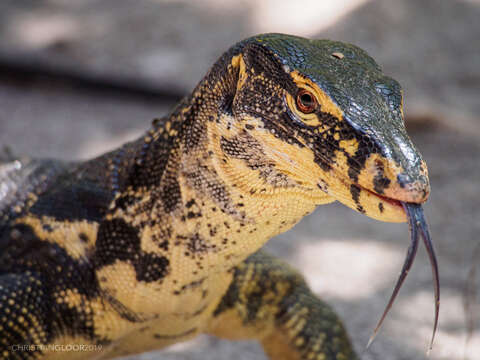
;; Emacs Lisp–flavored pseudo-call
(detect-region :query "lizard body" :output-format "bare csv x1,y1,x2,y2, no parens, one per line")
0,34,430,359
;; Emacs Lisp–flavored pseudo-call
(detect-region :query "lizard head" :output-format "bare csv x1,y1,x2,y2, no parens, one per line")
220,33,429,223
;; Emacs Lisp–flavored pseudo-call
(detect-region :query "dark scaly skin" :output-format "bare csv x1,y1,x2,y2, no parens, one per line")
0,33,430,359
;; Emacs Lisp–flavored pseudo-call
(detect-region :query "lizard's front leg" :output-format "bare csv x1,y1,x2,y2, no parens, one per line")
207,250,358,360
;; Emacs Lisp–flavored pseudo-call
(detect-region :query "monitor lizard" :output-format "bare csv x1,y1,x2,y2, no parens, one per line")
0,33,435,360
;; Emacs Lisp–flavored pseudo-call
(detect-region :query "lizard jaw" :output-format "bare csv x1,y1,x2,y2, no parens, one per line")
362,187,403,209
316,176,407,223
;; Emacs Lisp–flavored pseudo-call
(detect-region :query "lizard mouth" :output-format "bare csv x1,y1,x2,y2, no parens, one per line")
318,179,439,350
361,186,403,209
317,175,407,222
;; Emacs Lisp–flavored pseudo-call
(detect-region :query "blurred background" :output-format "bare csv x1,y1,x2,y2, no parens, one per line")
0,0,479,359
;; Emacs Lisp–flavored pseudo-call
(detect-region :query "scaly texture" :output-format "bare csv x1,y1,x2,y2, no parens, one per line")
0,33,430,360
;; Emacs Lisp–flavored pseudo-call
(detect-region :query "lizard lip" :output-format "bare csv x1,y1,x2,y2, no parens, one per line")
363,183,429,206
361,187,403,209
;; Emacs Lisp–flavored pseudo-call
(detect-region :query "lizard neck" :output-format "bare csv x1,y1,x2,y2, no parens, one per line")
159,53,330,267
106,50,329,280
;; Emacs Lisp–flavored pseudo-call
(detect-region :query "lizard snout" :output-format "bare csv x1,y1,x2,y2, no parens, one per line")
365,155,430,204
391,171,430,203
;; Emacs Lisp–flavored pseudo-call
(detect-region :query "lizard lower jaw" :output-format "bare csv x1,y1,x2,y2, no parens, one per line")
317,179,407,223
363,187,404,208
363,182,429,206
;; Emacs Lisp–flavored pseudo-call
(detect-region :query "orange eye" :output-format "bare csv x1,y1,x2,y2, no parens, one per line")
296,89,317,114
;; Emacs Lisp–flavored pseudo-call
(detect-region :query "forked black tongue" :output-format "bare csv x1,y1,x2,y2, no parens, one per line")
366,202,440,352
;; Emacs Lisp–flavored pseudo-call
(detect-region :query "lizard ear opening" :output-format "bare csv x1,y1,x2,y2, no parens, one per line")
220,92,235,116
221,53,247,117
229,44,296,115
231,54,248,94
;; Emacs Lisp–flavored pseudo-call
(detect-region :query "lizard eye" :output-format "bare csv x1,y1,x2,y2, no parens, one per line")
296,89,317,114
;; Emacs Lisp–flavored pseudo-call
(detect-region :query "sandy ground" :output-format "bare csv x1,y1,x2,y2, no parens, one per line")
0,1,479,359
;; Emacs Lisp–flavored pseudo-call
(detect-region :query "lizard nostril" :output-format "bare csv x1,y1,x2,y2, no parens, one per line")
374,159,384,172
396,173,411,188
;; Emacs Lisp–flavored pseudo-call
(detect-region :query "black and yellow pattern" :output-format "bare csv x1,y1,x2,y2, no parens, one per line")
209,251,357,360
0,33,430,359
